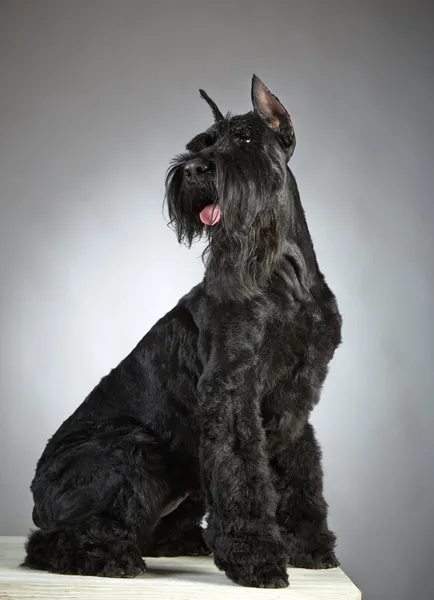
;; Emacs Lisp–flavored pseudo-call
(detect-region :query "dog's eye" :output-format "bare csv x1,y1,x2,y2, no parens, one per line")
236,134,251,144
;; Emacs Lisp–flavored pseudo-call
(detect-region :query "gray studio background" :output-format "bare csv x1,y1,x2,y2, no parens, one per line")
1,1,433,599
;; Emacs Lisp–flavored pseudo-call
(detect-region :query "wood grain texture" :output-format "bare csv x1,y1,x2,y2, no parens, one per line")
0,536,361,599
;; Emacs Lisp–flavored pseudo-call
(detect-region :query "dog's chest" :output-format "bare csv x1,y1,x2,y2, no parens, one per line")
261,305,322,388
259,299,340,452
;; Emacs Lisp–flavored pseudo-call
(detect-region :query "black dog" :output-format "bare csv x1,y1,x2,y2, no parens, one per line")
24,75,342,589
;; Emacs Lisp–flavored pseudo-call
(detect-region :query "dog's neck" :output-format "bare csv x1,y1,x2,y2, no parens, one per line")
203,169,321,303
287,169,321,282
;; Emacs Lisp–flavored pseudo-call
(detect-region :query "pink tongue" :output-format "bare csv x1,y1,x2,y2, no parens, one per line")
199,204,221,225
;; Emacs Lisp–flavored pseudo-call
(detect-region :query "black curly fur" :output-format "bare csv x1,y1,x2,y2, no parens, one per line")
24,75,342,589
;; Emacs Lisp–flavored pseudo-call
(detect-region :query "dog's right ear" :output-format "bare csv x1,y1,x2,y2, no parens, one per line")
199,89,224,123
251,75,296,158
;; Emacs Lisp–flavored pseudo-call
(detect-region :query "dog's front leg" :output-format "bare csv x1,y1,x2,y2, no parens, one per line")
197,352,289,588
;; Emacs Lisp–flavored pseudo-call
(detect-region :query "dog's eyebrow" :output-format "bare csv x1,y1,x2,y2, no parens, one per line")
230,123,251,133
186,131,216,151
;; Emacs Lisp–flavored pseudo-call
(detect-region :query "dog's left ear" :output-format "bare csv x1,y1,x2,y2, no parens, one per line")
199,89,224,123
251,74,296,159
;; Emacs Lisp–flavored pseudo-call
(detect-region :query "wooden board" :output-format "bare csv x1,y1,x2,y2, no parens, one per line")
0,536,361,599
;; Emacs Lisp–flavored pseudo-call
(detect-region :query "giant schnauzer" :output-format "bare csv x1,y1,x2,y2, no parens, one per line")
24,75,342,588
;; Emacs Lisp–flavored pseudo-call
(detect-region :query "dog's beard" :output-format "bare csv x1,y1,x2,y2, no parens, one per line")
166,148,286,237
209,151,292,300
213,150,286,232
165,149,291,301
165,155,217,246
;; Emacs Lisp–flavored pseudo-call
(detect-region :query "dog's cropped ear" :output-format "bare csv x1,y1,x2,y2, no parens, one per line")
251,75,296,158
199,89,224,123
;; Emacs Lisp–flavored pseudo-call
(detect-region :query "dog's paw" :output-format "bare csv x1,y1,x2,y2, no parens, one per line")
211,532,289,588
288,550,340,570
224,560,289,588
84,540,146,578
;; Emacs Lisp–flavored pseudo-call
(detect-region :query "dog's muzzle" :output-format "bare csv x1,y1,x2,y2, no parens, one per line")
183,157,221,225
184,157,212,182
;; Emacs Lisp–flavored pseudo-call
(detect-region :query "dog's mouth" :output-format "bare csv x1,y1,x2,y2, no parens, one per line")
199,204,221,226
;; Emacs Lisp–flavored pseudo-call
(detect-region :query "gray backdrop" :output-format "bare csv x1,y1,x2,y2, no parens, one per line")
1,1,433,599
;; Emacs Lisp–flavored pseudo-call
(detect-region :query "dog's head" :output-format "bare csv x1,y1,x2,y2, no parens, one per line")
165,75,296,247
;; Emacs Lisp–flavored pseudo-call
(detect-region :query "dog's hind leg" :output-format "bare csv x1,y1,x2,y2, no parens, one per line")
24,423,169,577
24,525,147,577
144,493,211,557
271,422,339,569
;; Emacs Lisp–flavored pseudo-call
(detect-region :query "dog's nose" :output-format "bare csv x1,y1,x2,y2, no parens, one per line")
184,158,210,179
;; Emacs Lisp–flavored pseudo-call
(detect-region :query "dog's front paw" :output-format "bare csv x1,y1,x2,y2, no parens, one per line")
289,549,340,569
211,533,289,588
223,559,289,588
284,533,339,570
